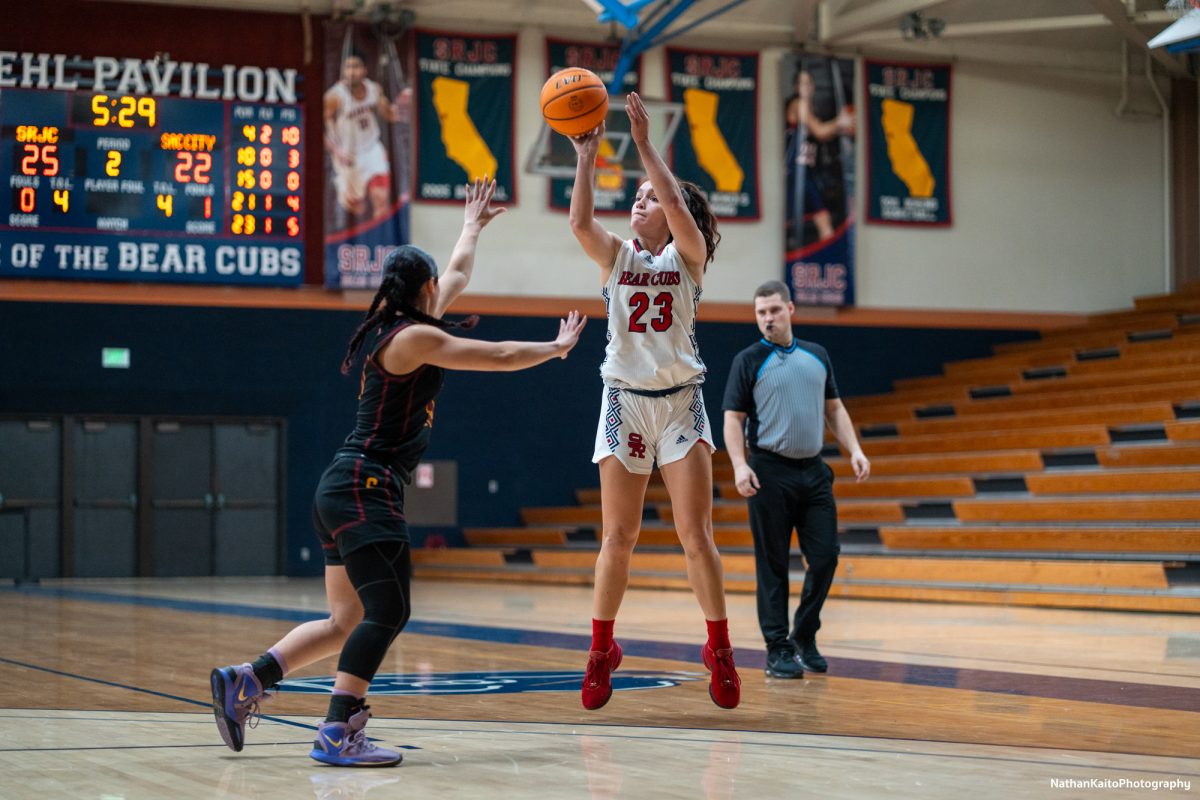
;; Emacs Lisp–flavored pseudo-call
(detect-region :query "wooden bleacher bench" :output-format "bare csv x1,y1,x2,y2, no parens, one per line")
415,287,1200,614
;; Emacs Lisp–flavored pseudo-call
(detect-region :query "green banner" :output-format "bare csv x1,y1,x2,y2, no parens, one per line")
546,38,640,214
415,30,516,204
665,47,759,220
865,60,951,226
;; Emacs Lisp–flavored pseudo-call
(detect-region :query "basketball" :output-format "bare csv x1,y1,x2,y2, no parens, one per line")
540,67,609,137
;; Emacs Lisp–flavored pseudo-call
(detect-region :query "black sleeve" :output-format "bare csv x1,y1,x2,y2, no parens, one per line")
721,350,757,413
822,349,840,399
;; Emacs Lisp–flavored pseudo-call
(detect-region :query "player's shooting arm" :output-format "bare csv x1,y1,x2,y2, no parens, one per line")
626,93,706,282
568,125,623,279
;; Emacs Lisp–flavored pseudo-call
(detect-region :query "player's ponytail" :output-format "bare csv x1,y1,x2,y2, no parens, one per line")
341,245,479,374
678,180,721,267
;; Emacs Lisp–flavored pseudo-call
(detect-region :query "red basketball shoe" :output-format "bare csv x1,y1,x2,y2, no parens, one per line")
702,642,741,709
581,641,623,710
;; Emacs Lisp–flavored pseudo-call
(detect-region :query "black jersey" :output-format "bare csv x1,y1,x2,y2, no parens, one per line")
341,318,444,481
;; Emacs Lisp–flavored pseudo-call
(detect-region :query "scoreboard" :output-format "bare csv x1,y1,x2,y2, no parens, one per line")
0,82,305,286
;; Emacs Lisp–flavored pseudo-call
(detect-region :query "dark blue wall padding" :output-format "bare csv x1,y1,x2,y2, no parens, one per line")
0,301,1034,575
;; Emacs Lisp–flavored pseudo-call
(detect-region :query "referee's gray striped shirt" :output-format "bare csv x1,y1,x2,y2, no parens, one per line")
721,338,839,459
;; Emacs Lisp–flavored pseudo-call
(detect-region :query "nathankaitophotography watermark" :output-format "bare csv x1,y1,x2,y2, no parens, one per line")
1050,778,1192,792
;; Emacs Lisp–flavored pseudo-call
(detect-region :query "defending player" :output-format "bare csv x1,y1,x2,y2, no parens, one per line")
210,178,586,767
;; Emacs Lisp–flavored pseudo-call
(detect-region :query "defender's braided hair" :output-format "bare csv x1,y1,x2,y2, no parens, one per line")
340,245,479,374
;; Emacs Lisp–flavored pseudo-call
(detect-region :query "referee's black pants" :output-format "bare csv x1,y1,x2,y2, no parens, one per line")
747,449,840,649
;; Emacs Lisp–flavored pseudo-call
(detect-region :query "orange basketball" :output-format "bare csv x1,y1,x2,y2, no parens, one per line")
540,68,608,137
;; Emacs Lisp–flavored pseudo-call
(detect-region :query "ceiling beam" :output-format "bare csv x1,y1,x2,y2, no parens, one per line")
1089,0,1189,78
794,0,821,43
841,11,1176,44
823,0,952,42
851,39,1124,74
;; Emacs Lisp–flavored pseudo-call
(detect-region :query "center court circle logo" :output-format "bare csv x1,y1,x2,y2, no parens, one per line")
278,670,702,696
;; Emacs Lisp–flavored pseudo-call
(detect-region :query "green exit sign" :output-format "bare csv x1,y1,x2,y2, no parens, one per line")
101,347,131,369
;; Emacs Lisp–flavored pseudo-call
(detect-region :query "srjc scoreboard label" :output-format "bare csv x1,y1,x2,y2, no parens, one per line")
0,52,305,286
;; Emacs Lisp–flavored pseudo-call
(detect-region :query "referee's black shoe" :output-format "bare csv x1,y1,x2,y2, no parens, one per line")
796,638,828,673
764,644,804,679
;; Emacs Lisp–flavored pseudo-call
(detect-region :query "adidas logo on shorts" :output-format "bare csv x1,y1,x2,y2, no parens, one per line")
675,435,688,445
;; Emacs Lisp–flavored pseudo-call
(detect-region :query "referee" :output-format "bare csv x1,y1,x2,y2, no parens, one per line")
721,281,870,679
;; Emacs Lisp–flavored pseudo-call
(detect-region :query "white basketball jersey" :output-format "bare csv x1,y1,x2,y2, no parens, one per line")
333,80,383,155
599,239,706,391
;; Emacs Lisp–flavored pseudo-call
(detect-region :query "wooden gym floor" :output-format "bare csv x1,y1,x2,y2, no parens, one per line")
0,578,1197,799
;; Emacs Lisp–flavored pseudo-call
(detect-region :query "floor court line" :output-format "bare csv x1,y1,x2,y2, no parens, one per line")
5,585,1198,712
0,656,321,734
6,710,1196,778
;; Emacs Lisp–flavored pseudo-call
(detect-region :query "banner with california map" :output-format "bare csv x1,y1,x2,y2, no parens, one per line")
414,30,516,205
665,47,759,220
865,60,951,226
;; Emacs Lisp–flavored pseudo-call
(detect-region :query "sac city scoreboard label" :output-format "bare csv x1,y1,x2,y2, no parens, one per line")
0,51,306,286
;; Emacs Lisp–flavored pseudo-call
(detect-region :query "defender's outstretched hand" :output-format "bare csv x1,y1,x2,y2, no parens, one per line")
464,176,505,230
555,311,588,358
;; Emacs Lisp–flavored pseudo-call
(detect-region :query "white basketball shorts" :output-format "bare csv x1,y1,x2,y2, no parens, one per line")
592,384,715,475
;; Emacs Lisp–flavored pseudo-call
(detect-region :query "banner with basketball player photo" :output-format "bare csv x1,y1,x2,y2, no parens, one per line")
322,20,414,289
865,60,951,226
414,30,517,206
546,38,641,214
783,53,856,307
665,47,759,220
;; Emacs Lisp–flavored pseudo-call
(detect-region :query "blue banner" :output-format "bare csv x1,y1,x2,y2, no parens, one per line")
414,30,516,205
784,53,856,306
865,60,951,226
666,47,759,220
323,22,413,289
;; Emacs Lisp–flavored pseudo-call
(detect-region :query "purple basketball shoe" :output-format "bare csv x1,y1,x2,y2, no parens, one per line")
210,663,271,752
310,707,402,768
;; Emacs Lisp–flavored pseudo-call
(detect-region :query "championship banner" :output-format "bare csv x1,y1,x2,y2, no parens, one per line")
546,38,640,214
865,60,951,226
322,22,413,289
414,30,516,205
665,47,759,220
783,53,856,306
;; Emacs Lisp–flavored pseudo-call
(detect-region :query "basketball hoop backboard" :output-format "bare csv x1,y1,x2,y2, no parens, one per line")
525,97,683,178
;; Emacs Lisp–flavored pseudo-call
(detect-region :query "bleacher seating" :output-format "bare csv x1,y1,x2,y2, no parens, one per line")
414,286,1200,613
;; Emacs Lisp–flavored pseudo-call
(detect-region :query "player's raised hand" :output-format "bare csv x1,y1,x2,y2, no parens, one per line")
569,121,606,160
555,310,588,358
463,176,505,229
625,92,649,144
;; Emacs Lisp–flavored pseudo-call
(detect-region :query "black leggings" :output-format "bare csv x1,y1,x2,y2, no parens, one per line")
338,540,412,682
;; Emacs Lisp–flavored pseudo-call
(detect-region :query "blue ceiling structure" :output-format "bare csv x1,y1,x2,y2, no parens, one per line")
590,0,752,93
